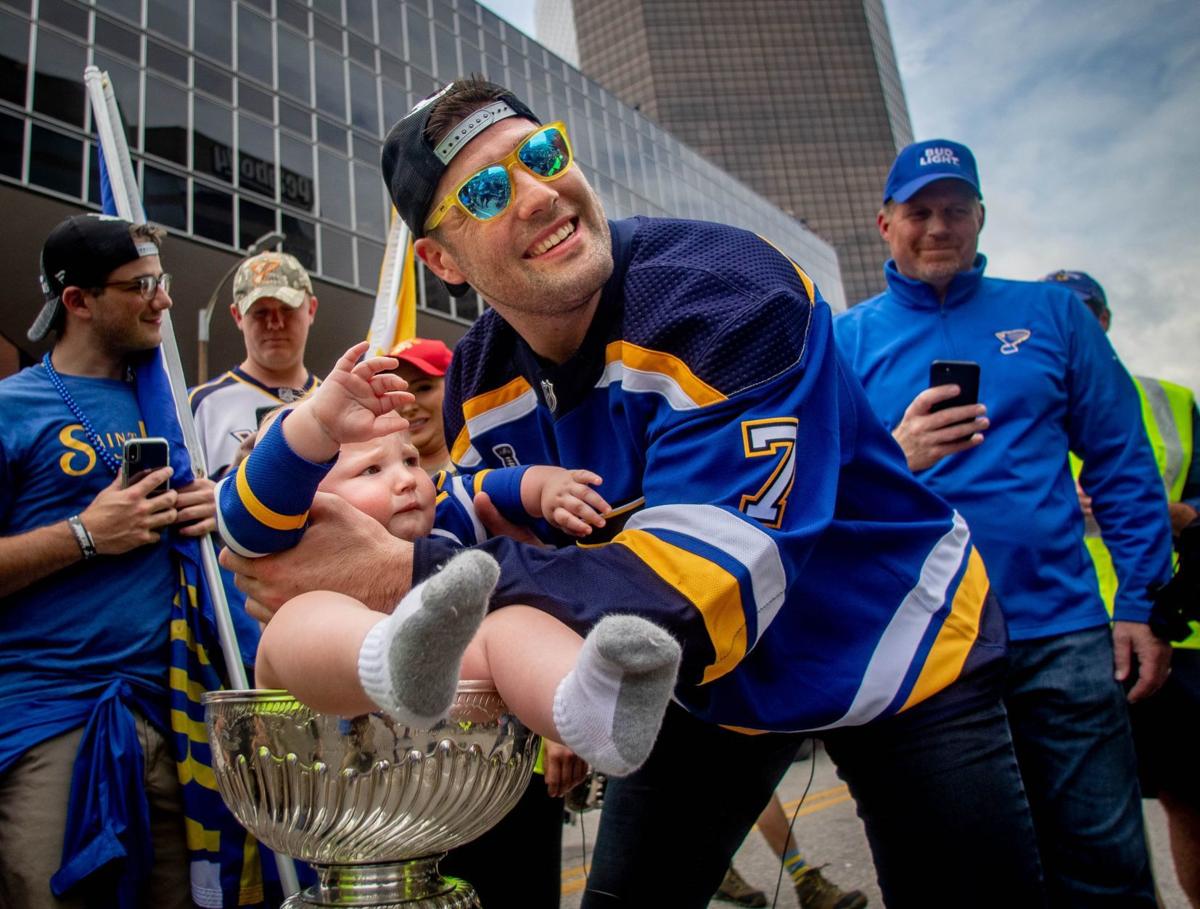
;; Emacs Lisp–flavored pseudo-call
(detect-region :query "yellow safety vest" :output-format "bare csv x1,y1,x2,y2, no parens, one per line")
1071,376,1197,648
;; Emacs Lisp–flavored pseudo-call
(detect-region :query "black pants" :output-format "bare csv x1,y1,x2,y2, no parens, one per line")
584,674,1046,908
440,771,565,908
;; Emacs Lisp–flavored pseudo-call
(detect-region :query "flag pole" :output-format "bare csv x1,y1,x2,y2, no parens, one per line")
366,209,412,356
84,65,301,897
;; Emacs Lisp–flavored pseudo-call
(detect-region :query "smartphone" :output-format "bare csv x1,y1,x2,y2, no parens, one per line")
122,437,171,494
929,360,980,413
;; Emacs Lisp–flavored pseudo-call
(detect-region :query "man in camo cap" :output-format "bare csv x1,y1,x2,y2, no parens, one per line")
189,250,320,480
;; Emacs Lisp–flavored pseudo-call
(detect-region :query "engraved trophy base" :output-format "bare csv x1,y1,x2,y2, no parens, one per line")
282,856,479,908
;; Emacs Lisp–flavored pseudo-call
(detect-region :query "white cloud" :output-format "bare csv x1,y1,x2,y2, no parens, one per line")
884,0,1200,389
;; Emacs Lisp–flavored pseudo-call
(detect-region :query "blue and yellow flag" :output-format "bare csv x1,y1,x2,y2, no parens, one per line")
98,143,291,908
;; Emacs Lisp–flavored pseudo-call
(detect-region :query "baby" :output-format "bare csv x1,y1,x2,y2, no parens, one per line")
216,342,681,777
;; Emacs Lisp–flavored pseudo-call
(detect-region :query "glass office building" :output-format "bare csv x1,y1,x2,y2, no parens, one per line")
570,0,914,306
0,0,844,373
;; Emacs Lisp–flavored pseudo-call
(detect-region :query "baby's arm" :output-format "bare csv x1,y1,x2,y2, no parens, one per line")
283,340,410,463
215,410,333,557
520,466,611,537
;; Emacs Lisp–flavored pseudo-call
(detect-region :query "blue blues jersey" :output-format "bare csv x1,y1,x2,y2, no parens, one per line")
215,409,526,556
419,217,1004,733
0,365,175,710
835,257,1172,638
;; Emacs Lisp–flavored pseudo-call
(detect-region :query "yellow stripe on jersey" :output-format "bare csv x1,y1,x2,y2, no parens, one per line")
606,340,727,408
900,546,990,712
452,376,536,462
614,528,747,684
235,457,309,531
470,468,493,496
756,235,817,303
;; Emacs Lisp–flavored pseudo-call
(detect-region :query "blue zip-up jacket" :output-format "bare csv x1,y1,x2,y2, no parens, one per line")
413,217,1007,733
834,256,1172,639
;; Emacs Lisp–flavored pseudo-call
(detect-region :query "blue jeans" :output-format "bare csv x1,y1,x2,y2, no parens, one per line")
583,665,1045,908
1005,626,1154,907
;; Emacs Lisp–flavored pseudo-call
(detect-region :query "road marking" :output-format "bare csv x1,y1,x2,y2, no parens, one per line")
559,784,853,894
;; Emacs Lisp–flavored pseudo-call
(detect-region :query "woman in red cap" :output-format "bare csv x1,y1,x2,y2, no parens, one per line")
388,337,454,473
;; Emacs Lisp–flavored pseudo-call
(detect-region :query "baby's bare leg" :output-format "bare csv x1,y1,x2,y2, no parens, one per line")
465,605,581,736
256,590,382,715
470,608,682,776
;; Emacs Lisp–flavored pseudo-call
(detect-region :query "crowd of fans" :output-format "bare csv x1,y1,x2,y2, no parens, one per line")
0,75,1196,909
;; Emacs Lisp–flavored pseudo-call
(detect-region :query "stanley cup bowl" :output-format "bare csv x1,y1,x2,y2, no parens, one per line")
204,684,538,908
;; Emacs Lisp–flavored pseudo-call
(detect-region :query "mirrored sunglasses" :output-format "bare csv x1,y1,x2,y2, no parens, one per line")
424,122,573,233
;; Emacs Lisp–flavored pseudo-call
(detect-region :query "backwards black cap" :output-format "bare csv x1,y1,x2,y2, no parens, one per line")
30,214,161,341
380,79,539,297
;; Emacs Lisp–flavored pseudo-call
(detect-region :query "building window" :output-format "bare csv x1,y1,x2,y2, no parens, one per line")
319,223,355,283
194,0,232,65
33,29,87,128
29,125,83,197
0,112,23,179
281,212,317,270
193,95,233,183
0,11,29,107
143,164,188,230
237,113,277,200
144,75,189,166
194,182,233,245
239,196,277,250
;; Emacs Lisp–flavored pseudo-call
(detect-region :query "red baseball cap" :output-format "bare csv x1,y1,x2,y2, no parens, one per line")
388,337,453,376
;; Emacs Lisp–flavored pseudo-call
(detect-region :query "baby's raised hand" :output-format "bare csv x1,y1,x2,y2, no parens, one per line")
306,341,412,445
536,467,610,537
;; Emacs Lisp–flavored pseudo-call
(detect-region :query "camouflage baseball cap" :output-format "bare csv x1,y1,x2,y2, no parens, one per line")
232,251,313,314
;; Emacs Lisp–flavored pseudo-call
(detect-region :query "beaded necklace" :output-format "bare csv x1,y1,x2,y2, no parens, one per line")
42,352,123,476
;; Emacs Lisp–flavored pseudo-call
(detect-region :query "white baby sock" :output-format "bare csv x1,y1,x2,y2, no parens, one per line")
552,614,681,776
357,550,498,726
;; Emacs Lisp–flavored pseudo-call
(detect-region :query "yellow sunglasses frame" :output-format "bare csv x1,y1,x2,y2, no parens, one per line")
423,121,574,233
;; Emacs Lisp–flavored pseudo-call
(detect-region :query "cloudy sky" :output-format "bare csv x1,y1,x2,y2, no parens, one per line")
484,0,1200,390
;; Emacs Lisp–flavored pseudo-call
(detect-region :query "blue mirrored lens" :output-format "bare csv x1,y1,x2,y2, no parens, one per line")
458,165,512,220
519,128,569,178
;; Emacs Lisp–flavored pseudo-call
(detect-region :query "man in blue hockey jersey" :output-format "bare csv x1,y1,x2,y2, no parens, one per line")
834,139,1173,906
224,79,1047,907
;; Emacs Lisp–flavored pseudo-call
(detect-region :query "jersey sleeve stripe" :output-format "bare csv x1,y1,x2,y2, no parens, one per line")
814,512,972,730
625,504,788,634
613,527,748,684
603,340,726,409
452,379,538,463
234,458,308,531
899,545,990,711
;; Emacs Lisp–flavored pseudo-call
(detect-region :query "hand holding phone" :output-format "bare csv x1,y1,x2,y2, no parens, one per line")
929,360,980,413
122,437,171,495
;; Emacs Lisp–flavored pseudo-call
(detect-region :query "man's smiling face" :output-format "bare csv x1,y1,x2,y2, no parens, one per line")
416,118,613,322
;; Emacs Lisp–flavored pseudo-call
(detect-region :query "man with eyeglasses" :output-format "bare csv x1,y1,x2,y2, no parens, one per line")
223,78,1045,907
189,250,320,481
0,214,216,907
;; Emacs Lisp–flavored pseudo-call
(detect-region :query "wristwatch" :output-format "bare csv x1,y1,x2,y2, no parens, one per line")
67,514,97,560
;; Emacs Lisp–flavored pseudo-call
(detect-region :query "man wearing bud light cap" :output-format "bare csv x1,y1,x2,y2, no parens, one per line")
835,140,1173,904
1050,269,1200,906
189,250,320,480
0,214,217,906
225,79,1046,906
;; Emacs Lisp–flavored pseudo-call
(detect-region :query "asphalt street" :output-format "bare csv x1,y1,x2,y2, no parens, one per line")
556,742,1189,908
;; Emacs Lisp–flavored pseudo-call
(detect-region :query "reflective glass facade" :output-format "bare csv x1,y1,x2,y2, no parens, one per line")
0,0,844,327
572,0,912,306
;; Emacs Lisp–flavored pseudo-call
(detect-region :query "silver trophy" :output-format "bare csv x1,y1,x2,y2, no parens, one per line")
204,684,538,908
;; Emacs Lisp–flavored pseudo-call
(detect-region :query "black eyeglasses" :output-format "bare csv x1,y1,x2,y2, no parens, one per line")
98,272,172,301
